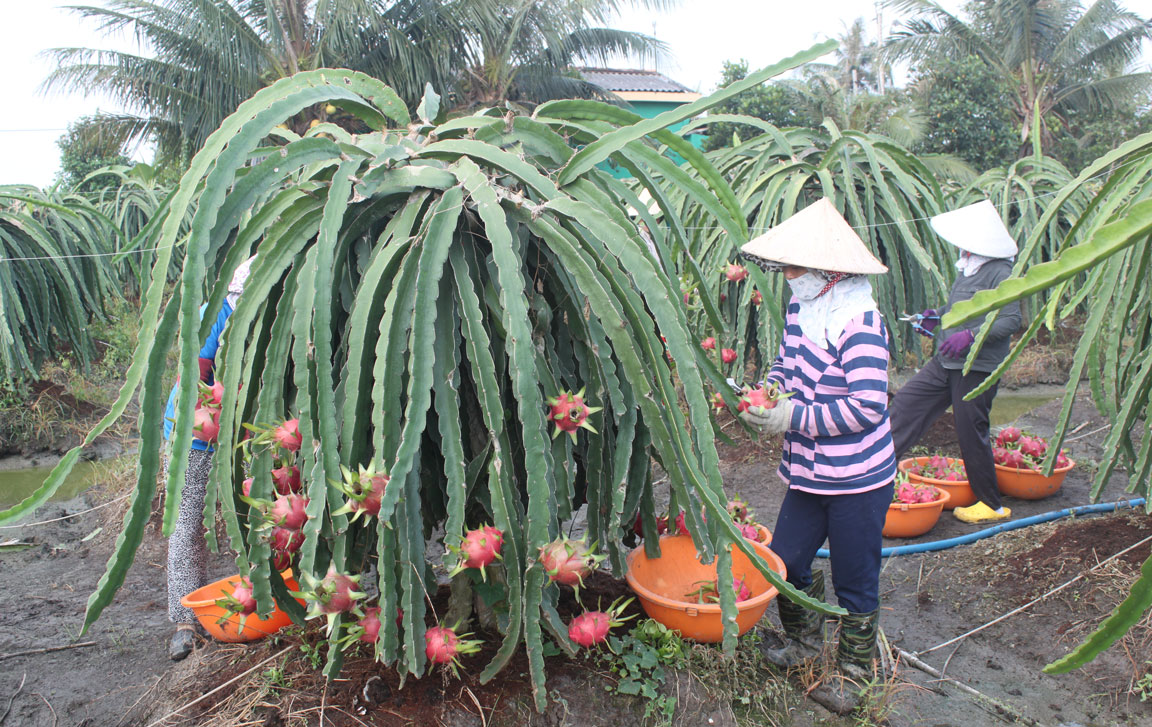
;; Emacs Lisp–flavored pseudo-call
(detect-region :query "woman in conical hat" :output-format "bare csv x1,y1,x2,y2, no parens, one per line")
738,198,894,715
889,200,1022,525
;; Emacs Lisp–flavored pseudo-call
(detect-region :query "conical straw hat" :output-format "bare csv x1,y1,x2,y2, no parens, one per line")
740,198,888,275
929,200,1017,258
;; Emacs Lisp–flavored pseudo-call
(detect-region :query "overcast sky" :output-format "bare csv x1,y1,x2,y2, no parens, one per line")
1,0,1145,188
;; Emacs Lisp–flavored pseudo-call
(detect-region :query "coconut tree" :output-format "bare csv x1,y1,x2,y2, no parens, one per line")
450,0,670,110
43,0,460,163
883,0,1152,156
42,0,669,165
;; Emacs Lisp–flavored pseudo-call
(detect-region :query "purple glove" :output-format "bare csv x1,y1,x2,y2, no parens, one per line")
939,329,975,358
918,309,940,336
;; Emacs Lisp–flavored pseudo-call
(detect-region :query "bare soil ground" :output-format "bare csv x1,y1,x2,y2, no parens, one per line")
2,375,1151,725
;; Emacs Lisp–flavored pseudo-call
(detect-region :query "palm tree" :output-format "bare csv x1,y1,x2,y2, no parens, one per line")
451,0,669,109
883,0,1152,156
42,0,668,164
808,17,893,94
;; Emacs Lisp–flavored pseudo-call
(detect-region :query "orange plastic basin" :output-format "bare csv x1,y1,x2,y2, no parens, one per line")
754,524,773,547
625,534,786,643
995,460,1074,500
883,488,950,538
899,457,976,509
180,571,303,642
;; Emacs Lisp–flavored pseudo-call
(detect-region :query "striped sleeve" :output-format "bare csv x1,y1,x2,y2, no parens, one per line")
764,339,786,387
789,311,889,438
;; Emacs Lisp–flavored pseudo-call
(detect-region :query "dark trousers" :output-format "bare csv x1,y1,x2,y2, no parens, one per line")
889,356,1001,509
771,482,893,614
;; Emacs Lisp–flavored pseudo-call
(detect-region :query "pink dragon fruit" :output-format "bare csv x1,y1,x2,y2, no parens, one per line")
721,348,737,364
271,464,302,495
358,607,382,644
738,382,791,413
450,525,504,579
724,263,749,282
632,513,669,538
538,536,605,590
268,493,309,530
546,389,601,441
228,577,257,616
732,576,752,602
294,568,367,634
996,426,1022,446
751,289,763,305
700,337,716,350
738,522,760,541
334,463,391,522
424,624,483,675
270,525,304,553
568,611,611,647
1019,436,1048,459
192,406,221,444
242,477,254,497
273,418,302,452
270,549,293,572
1002,449,1026,469
567,598,633,648
1056,451,1073,469
198,380,225,408
992,447,1011,466
727,497,750,522
711,392,727,411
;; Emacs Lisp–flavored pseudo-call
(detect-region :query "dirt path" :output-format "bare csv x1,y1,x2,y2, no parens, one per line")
1,388,1150,726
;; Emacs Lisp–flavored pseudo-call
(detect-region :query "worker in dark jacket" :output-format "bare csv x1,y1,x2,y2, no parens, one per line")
889,200,1022,524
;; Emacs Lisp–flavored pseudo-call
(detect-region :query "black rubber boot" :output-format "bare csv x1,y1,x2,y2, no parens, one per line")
169,624,197,661
809,609,880,715
760,571,826,669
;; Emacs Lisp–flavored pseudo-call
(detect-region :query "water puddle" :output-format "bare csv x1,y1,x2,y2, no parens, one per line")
0,459,107,508
990,390,1064,426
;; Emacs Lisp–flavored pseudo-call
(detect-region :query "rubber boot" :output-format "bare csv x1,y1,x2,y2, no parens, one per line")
759,571,825,669
809,609,880,715
169,624,197,661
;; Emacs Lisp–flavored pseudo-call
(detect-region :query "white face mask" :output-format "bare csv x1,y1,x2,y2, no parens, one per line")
786,272,826,301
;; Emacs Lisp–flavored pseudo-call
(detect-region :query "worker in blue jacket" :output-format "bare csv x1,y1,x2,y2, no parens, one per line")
164,256,254,660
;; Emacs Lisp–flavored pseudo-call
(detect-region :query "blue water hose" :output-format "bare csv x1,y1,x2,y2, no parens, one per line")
815,498,1147,558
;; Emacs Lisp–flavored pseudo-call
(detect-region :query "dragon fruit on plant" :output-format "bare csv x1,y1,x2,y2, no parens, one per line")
546,389,601,441
724,263,748,282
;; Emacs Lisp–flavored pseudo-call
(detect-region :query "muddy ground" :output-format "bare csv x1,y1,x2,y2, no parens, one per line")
2,385,1151,726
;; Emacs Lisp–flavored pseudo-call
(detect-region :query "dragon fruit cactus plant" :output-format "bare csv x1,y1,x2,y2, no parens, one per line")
567,597,635,648
546,389,601,441
424,623,484,676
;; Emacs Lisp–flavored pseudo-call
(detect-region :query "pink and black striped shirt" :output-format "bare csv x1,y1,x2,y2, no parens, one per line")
764,300,896,494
